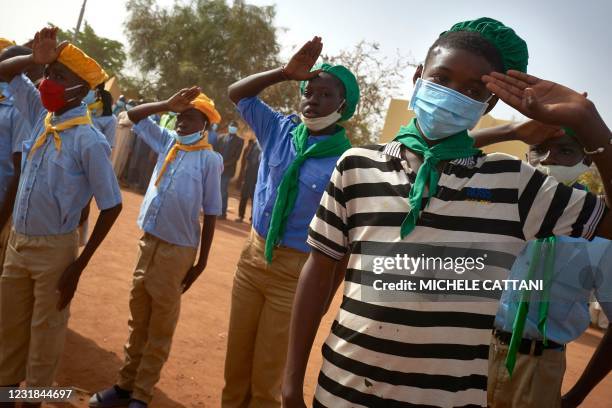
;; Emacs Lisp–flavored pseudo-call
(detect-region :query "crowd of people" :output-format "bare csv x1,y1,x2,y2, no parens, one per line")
0,15,610,408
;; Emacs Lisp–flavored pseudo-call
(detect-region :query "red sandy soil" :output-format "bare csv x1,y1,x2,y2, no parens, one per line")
43,189,610,407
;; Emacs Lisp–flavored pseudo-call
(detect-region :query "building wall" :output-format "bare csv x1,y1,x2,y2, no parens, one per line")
379,98,528,159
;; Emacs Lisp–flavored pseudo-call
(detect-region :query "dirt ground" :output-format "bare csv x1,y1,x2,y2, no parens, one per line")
48,189,610,407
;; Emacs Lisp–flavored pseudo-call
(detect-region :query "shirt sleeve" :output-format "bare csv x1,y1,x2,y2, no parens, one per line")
132,117,173,154
594,241,612,314
103,115,117,148
307,151,351,260
517,161,606,241
201,152,223,215
236,96,286,153
81,132,122,210
10,107,30,153
8,74,46,128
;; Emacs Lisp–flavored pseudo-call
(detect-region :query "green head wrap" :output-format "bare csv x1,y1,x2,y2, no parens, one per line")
299,63,360,122
443,17,529,73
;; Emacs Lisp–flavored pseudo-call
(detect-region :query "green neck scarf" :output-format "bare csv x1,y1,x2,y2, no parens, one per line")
264,123,351,263
505,236,556,376
394,119,481,238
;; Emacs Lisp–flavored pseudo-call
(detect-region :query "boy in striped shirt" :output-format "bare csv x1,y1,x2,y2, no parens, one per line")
283,17,612,408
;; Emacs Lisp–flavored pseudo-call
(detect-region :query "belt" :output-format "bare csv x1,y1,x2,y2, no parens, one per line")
493,329,565,356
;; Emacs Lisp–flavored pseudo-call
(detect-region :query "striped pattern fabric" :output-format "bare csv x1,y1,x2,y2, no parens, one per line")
307,143,606,407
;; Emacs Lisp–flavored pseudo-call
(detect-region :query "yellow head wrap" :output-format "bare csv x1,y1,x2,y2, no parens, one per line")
190,92,221,124
0,38,16,52
57,43,108,89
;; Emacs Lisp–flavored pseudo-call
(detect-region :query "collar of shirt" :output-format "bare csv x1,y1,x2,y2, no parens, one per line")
51,103,89,124
382,140,479,167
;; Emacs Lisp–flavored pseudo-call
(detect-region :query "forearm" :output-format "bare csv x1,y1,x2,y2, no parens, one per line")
283,251,338,397
195,214,216,269
563,325,612,405
574,103,612,203
228,67,287,104
127,101,170,124
470,123,517,148
76,203,122,266
324,254,349,314
0,55,35,82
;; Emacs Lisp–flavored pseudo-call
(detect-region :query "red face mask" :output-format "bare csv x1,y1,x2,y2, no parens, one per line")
38,78,84,112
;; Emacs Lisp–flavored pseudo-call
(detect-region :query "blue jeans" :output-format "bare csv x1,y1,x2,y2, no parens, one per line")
220,173,231,216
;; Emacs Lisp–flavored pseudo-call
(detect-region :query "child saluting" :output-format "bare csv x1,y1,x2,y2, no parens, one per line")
0,26,122,402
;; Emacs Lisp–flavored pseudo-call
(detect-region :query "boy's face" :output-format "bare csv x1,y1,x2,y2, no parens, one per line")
176,108,208,135
414,46,498,114
43,61,89,100
529,134,589,167
299,72,345,118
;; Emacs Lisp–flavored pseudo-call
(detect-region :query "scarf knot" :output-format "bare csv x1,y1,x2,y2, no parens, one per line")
155,136,212,186
29,111,92,157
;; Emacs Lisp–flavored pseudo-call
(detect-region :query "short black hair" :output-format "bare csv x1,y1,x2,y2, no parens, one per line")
0,45,32,62
425,31,504,73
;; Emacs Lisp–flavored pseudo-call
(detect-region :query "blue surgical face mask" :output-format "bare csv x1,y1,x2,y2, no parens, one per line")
228,125,238,134
83,89,97,105
174,131,202,145
409,77,491,140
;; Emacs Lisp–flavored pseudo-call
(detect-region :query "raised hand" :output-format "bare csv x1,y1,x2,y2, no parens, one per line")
514,119,565,146
32,27,65,65
482,71,594,129
283,36,323,81
166,86,201,113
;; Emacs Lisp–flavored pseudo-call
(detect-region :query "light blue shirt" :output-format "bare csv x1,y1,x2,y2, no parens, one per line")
0,88,30,206
9,74,122,236
495,236,612,344
92,114,117,148
134,118,223,248
237,96,340,253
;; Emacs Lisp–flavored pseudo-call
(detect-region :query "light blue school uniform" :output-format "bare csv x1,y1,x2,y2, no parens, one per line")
92,114,117,148
8,74,122,236
133,118,223,248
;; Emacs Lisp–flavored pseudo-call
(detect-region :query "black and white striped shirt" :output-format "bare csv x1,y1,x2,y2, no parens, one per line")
307,142,606,407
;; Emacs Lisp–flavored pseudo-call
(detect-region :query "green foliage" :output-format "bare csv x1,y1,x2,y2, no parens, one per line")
125,0,291,122
52,21,126,77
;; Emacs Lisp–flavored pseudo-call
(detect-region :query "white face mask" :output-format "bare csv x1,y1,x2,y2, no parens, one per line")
300,100,345,131
536,162,591,185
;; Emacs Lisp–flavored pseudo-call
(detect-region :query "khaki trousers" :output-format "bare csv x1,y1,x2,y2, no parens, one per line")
117,234,197,404
0,229,78,386
0,220,11,275
222,229,308,408
488,334,566,408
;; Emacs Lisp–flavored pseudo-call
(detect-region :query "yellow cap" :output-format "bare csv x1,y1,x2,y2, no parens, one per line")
0,38,16,52
57,43,108,89
191,92,221,124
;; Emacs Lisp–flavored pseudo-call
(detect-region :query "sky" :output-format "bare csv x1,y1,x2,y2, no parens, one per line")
4,0,612,123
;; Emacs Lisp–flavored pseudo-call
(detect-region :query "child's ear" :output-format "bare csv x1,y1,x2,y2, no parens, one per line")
413,64,423,85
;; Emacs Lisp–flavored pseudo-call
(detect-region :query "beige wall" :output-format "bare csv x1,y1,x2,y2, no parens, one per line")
379,98,528,159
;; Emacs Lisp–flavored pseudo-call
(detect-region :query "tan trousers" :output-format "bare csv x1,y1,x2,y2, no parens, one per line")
0,229,78,386
222,229,308,408
488,334,566,408
117,234,197,404
0,220,11,276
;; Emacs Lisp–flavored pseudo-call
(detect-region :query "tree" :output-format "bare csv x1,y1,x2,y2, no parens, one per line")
323,41,416,145
53,21,126,78
124,0,293,122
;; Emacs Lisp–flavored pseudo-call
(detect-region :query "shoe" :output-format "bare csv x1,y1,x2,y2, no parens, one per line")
89,385,132,407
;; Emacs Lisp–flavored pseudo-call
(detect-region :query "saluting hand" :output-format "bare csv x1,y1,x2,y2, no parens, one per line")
32,27,66,65
283,36,323,81
166,86,201,113
514,119,565,146
482,71,595,129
